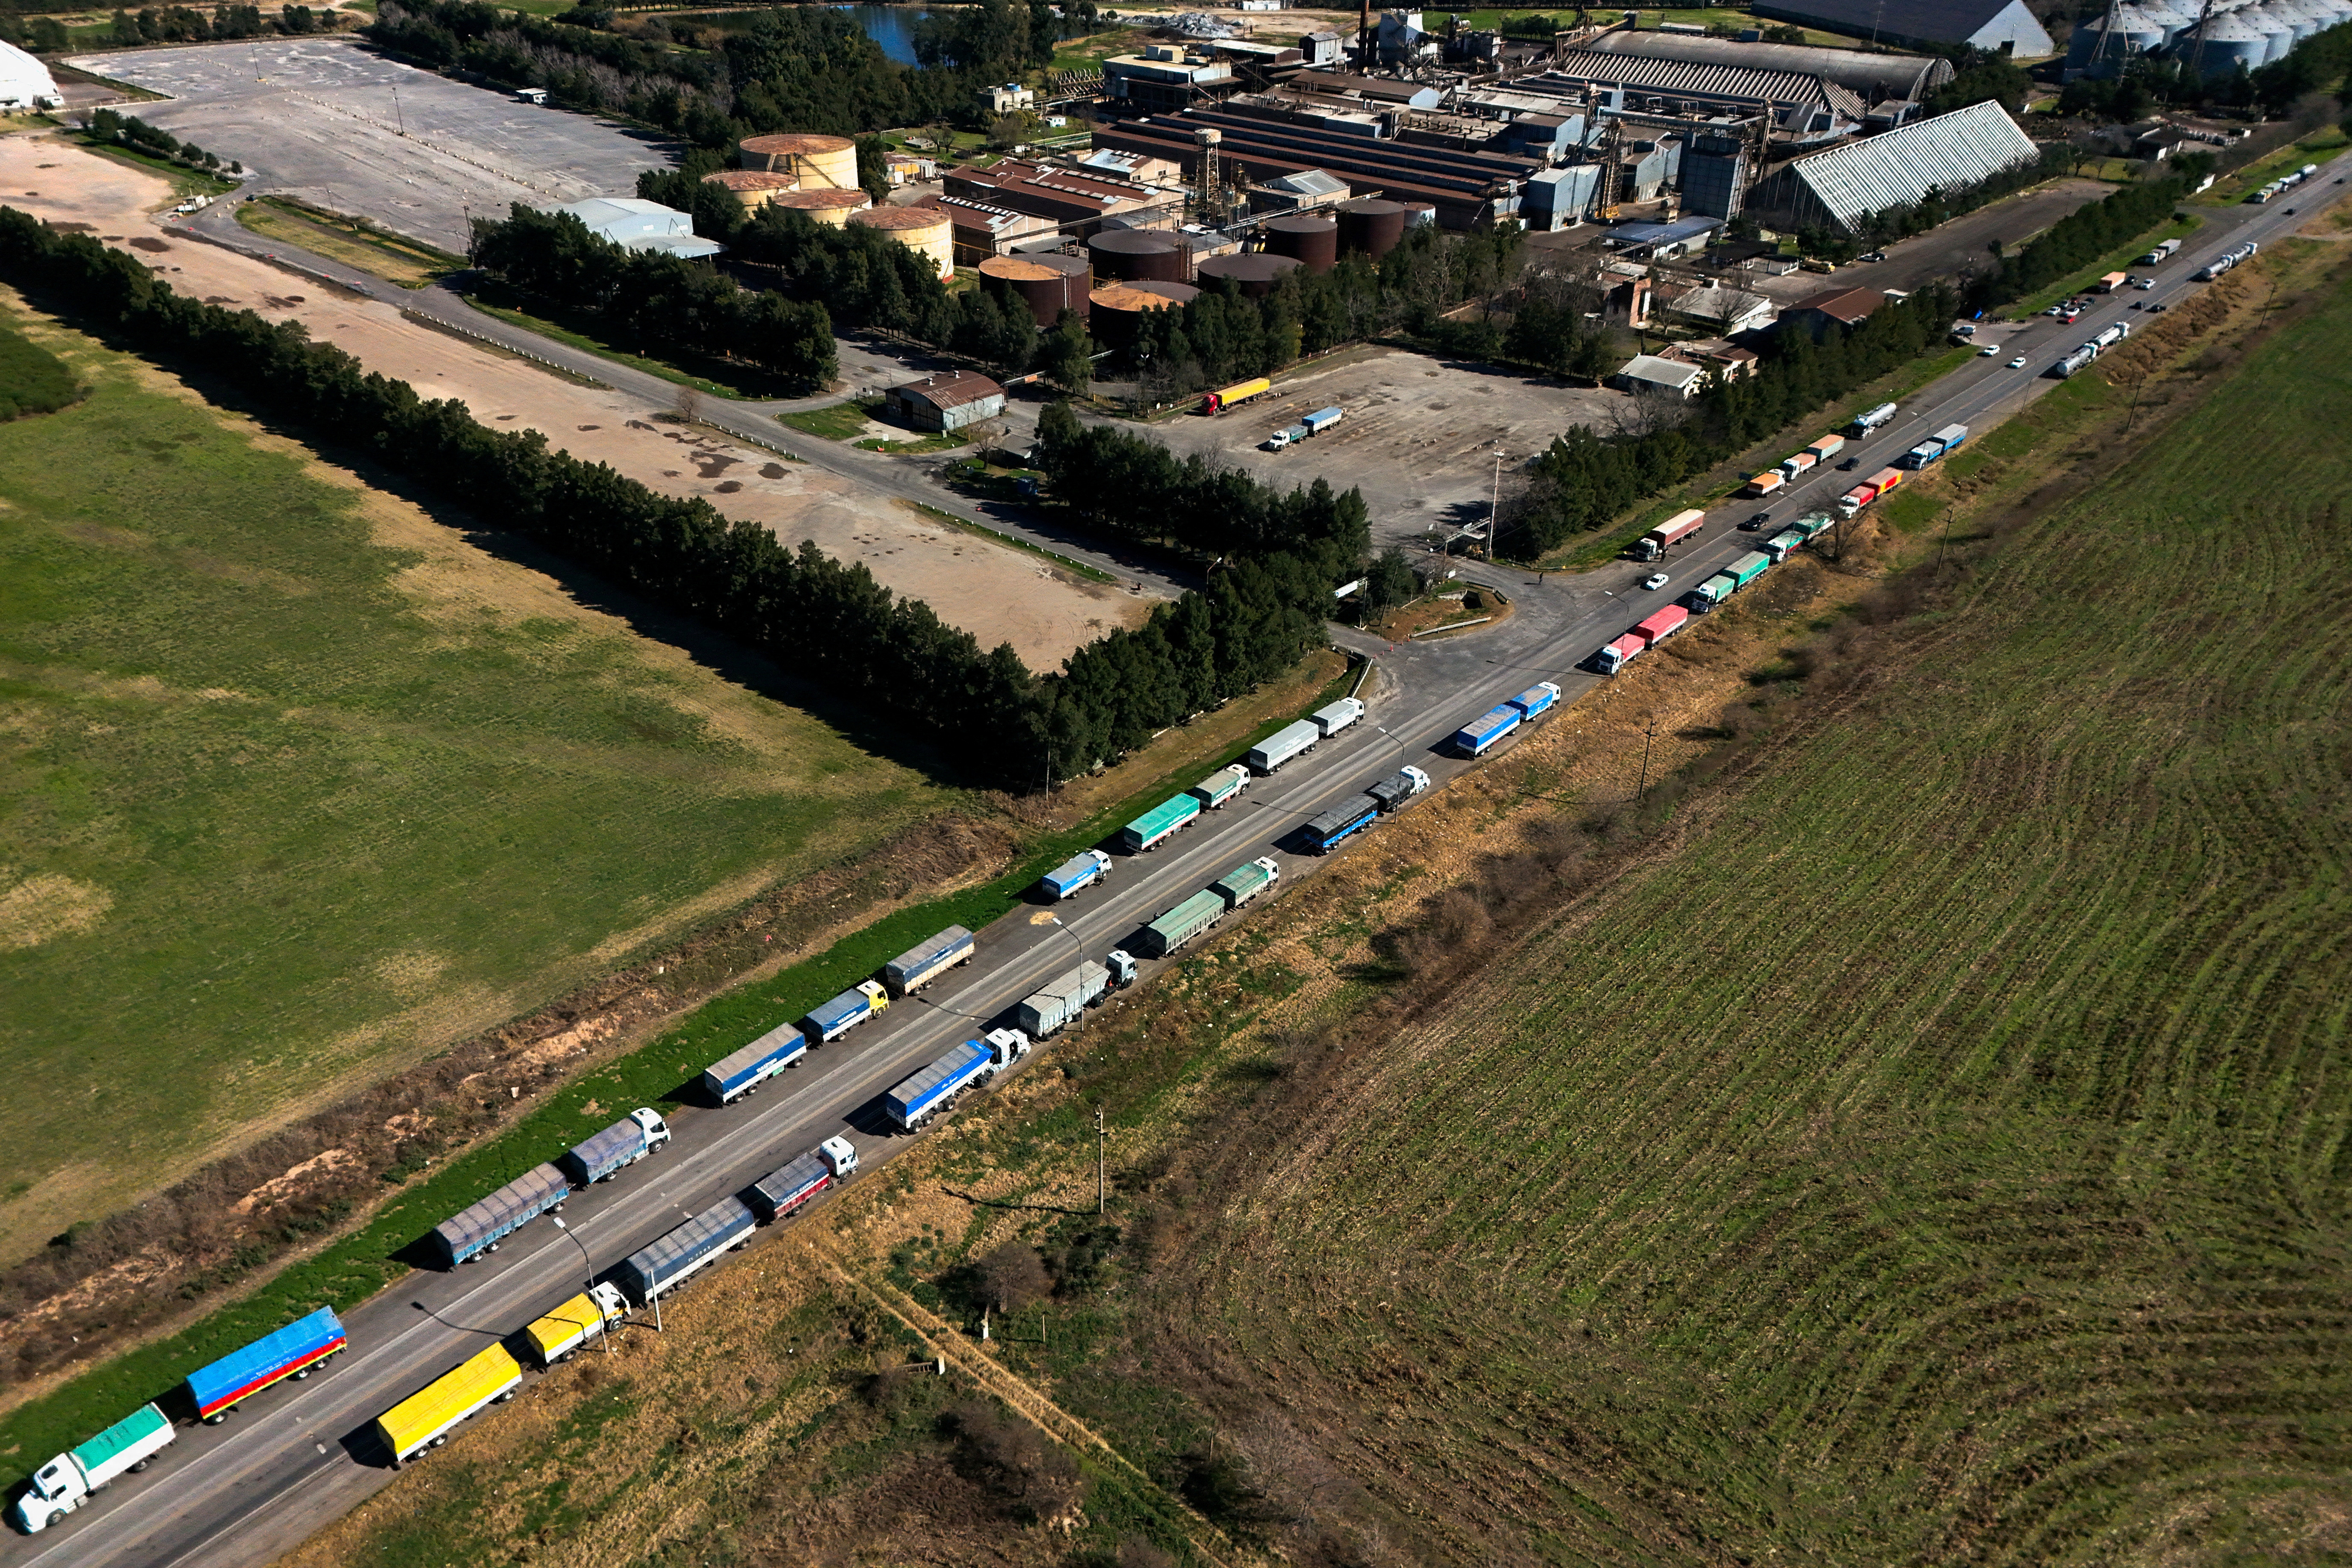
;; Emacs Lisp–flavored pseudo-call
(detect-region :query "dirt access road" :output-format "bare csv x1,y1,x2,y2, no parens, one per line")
0,133,1150,670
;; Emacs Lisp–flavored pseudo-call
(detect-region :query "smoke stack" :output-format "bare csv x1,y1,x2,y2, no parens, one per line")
1360,0,1372,62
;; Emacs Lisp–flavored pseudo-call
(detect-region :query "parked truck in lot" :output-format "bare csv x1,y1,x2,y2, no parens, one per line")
1367,765,1431,813
1596,632,1646,674
1214,857,1281,907
1450,703,1522,756
1847,402,1898,437
430,1166,569,1267
1312,697,1364,737
1188,765,1250,809
375,1345,521,1464
13,1404,176,1533
617,1197,756,1305
885,926,975,995
886,1032,1028,1131
1015,960,1111,1037
1633,508,1705,561
1137,888,1229,958
807,980,889,1043
1306,795,1381,853
558,1107,671,1184
1120,792,1202,853
1302,406,1344,435
700,1023,806,1105
748,1137,859,1221
522,1284,628,1366
1039,849,1111,901
1200,376,1270,414
1266,422,1310,449
186,1307,347,1422
1247,718,1322,774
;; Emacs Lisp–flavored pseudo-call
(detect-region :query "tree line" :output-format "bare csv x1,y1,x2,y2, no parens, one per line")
1963,162,2209,311
81,109,242,178
467,203,837,388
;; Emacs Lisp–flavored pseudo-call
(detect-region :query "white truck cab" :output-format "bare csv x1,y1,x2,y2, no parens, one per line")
1106,949,1138,988
817,1136,859,1177
983,1028,1032,1066
630,1107,671,1150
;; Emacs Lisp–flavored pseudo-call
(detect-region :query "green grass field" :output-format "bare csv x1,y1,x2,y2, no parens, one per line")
0,306,942,1260
1158,272,2352,1560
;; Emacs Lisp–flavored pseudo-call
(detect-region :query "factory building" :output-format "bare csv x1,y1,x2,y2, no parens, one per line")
928,194,1064,263
944,157,1170,233
1612,353,1707,398
884,371,1007,433
1740,99,2039,237
1516,53,1865,142
1103,47,1238,112
1750,0,2055,56
1571,29,1956,104
550,198,724,259
0,40,63,111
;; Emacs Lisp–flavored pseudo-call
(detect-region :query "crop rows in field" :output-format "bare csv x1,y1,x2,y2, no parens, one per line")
1173,277,2352,1562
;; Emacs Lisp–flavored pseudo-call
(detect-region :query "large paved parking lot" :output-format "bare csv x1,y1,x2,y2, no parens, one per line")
69,38,671,251
1132,345,1625,547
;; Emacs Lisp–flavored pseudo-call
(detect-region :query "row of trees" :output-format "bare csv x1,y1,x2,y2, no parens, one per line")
1964,162,2207,309
467,204,837,388
83,109,242,177
1509,285,1957,555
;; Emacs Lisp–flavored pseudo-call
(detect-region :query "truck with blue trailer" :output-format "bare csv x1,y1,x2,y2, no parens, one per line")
1508,682,1560,721
429,1164,570,1267
884,926,975,996
187,1307,347,1422
1367,765,1431,813
1213,857,1281,908
807,980,889,1043
1305,795,1381,853
1121,793,1202,853
1247,719,1322,774
1136,888,1229,958
1450,703,1522,757
886,1031,1029,1131
700,1023,807,1105
1039,849,1111,901
558,1107,671,1184
1188,764,1250,809
748,1137,860,1220
13,1403,177,1533
1015,960,1110,1038
616,1196,757,1305
1302,406,1344,435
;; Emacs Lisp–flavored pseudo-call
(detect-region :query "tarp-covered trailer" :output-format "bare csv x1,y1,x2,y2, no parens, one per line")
429,1165,570,1267
187,1307,348,1422
701,1024,807,1105
883,926,975,995
615,1197,757,1305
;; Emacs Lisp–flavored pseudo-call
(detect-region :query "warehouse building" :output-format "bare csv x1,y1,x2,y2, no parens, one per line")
1103,47,1238,111
1751,0,2055,56
944,157,1169,232
1612,353,1707,398
1574,29,1956,104
1516,51,1866,142
1739,99,2040,236
884,371,1007,433
550,198,724,259
0,40,63,111
1777,284,1887,338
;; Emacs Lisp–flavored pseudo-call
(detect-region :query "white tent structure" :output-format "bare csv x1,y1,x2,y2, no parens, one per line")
0,40,64,112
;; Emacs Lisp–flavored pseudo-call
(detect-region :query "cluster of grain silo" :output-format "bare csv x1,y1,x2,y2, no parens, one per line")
1194,252,1302,297
2064,3,2167,77
2170,0,2347,75
1260,213,1338,274
1336,198,1408,260
701,170,801,211
978,254,1093,327
1088,280,1198,348
1087,228,1192,283
849,206,954,282
736,133,860,189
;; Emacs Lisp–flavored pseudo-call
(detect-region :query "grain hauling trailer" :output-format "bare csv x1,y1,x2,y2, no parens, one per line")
186,1307,347,1423
1596,631,1646,673
1302,406,1344,434
1247,719,1322,774
1691,573,1737,612
1312,697,1365,737
429,1164,570,1267
1508,682,1560,721
375,1345,522,1464
1137,888,1229,957
1633,508,1705,561
1121,793,1202,853
1804,433,1845,463
1450,703,1522,756
807,980,889,1043
700,1023,807,1105
615,1196,756,1305
521,1284,628,1366
1214,857,1281,906
1200,376,1271,414
886,1032,1028,1131
748,1137,859,1220
1366,765,1431,813
883,926,975,995
1189,764,1250,809
1763,528,1810,563
13,1404,176,1533
1015,960,1111,1037
1039,849,1111,900
1305,795,1381,853
558,1108,671,1184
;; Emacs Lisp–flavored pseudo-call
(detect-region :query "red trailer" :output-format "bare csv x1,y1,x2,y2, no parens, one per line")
1596,632,1646,676
1635,605,1689,647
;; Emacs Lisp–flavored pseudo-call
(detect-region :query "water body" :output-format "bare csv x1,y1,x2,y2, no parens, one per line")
837,3,929,65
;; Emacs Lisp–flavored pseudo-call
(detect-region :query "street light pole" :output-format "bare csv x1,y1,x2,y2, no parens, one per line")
1488,447,1506,563
547,1217,610,1355
1096,1105,1105,1217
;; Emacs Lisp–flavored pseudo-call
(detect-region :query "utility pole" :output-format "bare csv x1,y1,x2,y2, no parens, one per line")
1096,1106,1106,1217
1637,712,1658,801
1937,504,1953,573
1488,447,1506,562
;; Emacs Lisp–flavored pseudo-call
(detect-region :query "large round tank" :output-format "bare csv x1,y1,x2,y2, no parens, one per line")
1087,282,1192,348
849,205,955,283
2067,3,2164,74
2236,3,2293,60
701,169,800,211
2133,0,2194,43
736,132,859,190
1336,197,1408,260
2262,0,2323,43
1087,228,1188,283
1261,213,1339,273
1398,200,1439,230
1195,251,1303,297
1129,280,1199,307
979,253,1092,326
2180,11,2271,73
766,187,873,227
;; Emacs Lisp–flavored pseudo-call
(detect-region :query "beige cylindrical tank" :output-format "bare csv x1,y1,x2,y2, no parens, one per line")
736,132,859,190
980,253,1093,326
766,188,873,227
850,205,955,283
701,169,801,211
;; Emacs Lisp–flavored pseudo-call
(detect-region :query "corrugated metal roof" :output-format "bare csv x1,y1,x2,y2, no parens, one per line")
1581,30,1954,100
1532,53,1861,117
1773,100,2038,230
1750,0,2024,40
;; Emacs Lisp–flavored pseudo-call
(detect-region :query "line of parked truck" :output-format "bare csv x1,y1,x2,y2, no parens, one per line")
1742,431,1848,499
2193,239,2259,283
2050,320,2132,379
2246,163,2317,204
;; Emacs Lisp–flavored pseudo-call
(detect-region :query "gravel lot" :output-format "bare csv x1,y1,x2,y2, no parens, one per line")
68,37,671,251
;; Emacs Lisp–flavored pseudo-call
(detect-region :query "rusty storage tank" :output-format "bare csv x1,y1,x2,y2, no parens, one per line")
1336,198,1408,260
767,188,873,227
850,205,955,282
979,253,1093,327
1087,281,1195,347
701,169,800,211
736,132,859,189
1087,227,1189,283
1195,251,1302,297
1261,212,1339,273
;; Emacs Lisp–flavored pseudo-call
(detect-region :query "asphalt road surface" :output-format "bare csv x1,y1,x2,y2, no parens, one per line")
9,151,2346,1568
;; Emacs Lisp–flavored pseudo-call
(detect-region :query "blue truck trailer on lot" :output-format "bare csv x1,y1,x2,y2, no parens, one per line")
1040,849,1111,900
886,1031,1029,1131
1509,682,1560,721
700,1022,807,1104
429,1163,569,1267
1304,794,1381,853
1451,704,1522,757
883,926,975,995
558,1107,671,1184
807,980,889,1042
187,1307,347,1422
615,1196,756,1305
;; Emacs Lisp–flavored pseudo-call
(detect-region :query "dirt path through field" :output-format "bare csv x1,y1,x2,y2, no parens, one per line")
0,133,1146,670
